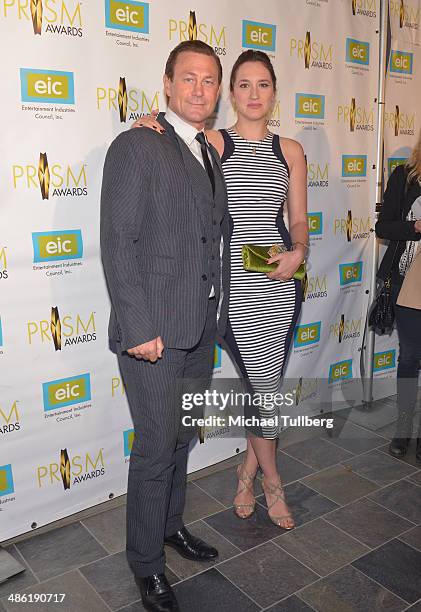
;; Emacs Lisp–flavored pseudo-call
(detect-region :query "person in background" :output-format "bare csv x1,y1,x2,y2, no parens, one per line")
134,50,308,530
376,131,421,461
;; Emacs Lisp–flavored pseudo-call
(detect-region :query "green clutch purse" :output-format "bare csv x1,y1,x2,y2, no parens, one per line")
241,244,306,281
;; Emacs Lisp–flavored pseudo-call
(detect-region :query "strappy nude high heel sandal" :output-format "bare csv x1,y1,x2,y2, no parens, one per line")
233,463,256,519
262,476,295,530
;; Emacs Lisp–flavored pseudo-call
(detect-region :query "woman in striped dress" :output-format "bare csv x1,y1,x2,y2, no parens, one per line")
133,50,308,530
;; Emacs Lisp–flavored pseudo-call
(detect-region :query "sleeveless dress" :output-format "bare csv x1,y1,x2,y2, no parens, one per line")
220,128,302,439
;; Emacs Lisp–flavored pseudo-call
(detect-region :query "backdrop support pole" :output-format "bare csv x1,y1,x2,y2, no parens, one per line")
363,0,389,405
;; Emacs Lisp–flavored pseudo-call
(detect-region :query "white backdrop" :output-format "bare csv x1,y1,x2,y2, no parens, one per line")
0,0,418,541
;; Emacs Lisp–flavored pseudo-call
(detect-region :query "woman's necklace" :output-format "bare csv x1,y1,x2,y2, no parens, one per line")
232,126,269,155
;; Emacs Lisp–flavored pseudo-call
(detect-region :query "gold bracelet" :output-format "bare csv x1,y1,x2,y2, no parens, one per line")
292,241,310,252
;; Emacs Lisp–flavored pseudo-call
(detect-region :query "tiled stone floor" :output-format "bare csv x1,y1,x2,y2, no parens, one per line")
1,397,421,611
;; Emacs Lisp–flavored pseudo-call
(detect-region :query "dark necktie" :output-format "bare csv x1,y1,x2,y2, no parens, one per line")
195,132,215,195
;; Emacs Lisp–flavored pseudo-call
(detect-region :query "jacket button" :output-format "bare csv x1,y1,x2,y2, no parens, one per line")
201,236,207,243
202,274,207,281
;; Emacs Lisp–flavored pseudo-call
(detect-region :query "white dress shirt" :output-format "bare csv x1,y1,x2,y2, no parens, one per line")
165,108,215,298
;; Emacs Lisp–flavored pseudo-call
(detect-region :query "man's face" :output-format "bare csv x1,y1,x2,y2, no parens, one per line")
164,51,220,129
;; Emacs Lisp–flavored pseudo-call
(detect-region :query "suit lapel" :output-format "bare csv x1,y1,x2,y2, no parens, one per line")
158,113,213,212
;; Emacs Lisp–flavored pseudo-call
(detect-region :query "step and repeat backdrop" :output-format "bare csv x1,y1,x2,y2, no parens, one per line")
0,0,418,540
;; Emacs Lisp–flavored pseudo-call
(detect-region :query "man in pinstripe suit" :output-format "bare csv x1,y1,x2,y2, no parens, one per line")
100,41,230,611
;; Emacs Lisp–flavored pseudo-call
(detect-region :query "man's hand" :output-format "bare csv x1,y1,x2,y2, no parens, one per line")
415,219,421,233
127,336,164,362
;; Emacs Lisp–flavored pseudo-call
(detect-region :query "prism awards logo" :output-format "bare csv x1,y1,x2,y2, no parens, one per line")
169,11,227,55
123,429,134,463
294,322,321,350
105,0,149,33
389,0,419,31
308,213,323,245
3,0,83,37
0,401,20,435
27,306,96,350
0,465,15,506
374,350,396,373
0,247,8,280
20,68,75,104
37,447,105,490
334,210,371,241
329,359,353,383
12,153,88,199
389,50,413,76
337,98,374,132
388,157,407,177
304,274,328,301
329,314,362,342
339,261,363,287
242,20,276,52
384,105,415,137
42,374,91,421
96,77,159,123
351,0,377,18
345,38,370,71
289,31,333,70
214,344,222,370
307,162,329,189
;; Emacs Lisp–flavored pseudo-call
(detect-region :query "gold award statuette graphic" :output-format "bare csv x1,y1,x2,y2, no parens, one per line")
350,97,356,132
352,0,357,15
51,306,62,351
31,0,43,35
118,77,128,123
38,152,50,200
400,0,405,27
304,31,311,69
346,210,353,242
395,105,400,136
188,11,197,41
339,314,345,343
60,448,71,490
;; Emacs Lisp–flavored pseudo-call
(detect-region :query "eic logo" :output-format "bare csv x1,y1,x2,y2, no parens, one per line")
242,20,276,52
346,38,370,65
295,93,325,119
339,261,363,286
342,155,367,177
123,429,135,457
388,157,407,177
20,68,75,104
389,50,413,74
308,212,323,236
294,322,321,348
105,0,149,33
42,373,91,412
329,359,353,383
32,230,83,262
0,464,14,497
374,350,396,371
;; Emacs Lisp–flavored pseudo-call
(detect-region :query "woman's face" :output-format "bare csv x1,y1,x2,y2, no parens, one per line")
231,61,275,121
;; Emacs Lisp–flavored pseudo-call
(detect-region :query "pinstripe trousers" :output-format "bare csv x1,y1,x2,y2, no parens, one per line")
117,297,217,577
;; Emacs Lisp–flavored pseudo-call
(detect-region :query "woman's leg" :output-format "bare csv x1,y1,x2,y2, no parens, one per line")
391,304,421,455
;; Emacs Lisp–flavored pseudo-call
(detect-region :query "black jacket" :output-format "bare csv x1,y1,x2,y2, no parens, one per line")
375,164,421,283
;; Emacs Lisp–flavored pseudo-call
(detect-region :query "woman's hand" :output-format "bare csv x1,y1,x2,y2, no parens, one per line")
266,250,303,281
131,109,165,133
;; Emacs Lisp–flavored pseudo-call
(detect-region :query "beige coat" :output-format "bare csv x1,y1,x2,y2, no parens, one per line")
397,247,421,310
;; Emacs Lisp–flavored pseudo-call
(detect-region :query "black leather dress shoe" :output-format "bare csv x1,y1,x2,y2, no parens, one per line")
135,573,179,612
389,437,410,457
164,526,218,561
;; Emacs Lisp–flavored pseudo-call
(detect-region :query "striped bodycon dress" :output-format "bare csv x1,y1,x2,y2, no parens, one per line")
221,128,302,439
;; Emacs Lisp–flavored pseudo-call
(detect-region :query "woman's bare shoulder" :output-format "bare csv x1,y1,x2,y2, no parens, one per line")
280,137,304,158
205,129,225,157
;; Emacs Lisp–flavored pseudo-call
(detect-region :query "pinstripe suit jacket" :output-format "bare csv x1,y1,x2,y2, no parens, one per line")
100,113,231,352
